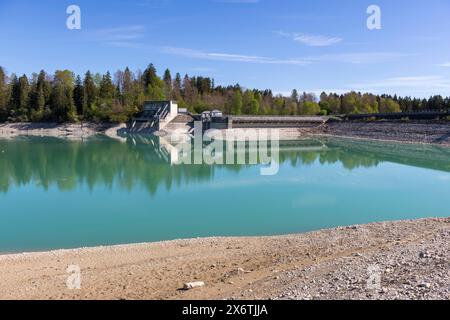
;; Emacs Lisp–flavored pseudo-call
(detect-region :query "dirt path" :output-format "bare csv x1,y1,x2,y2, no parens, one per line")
0,218,448,300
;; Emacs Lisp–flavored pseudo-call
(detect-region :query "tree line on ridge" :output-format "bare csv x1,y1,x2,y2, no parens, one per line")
1,64,449,123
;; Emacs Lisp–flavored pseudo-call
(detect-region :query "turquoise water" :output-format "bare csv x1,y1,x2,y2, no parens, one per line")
1,135,450,252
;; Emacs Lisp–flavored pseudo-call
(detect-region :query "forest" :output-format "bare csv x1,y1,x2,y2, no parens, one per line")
1,64,450,123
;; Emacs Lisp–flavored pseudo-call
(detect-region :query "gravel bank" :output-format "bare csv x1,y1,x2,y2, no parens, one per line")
322,121,450,146
208,121,450,145
0,218,448,300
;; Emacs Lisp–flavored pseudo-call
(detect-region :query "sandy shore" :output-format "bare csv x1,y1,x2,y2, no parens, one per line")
0,218,448,300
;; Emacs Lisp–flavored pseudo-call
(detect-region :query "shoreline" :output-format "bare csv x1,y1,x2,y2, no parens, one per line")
1,217,448,300
2,121,450,147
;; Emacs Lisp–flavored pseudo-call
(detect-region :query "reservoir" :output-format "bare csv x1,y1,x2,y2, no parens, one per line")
1,135,449,252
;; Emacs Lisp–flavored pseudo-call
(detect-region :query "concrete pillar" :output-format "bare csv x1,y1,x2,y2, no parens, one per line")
228,117,233,129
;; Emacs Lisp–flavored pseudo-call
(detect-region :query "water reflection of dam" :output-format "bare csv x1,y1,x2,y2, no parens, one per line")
129,134,331,165
143,135,450,173
1,136,450,195
107,134,450,172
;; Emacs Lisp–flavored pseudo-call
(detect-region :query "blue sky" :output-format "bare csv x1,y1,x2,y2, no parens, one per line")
1,0,450,97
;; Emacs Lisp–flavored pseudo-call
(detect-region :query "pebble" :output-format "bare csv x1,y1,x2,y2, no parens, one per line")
183,282,205,290
419,282,431,289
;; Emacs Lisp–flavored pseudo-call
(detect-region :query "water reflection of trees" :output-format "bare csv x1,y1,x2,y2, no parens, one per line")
1,136,449,194
0,137,214,194
277,140,380,170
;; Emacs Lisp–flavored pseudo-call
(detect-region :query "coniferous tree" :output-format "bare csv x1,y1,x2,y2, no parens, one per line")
120,67,134,108
73,75,84,116
29,70,50,121
142,64,165,101
182,74,194,108
163,68,172,100
83,71,97,118
8,74,19,115
142,64,158,89
13,74,30,121
122,67,133,94
99,72,115,100
172,73,183,102
94,71,117,121
51,70,77,122
0,67,7,119
291,89,299,103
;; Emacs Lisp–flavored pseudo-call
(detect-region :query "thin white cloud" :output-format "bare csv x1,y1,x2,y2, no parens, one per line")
308,52,416,64
213,0,260,3
161,46,412,66
159,46,414,66
276,31,343,47
160,47,311,65
272,14,340,21
293,34,343,47
106,41,143,49
136,0,171,7
438,62,450,67
190,67,217,72
89,25,146,48
93,25,145,40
